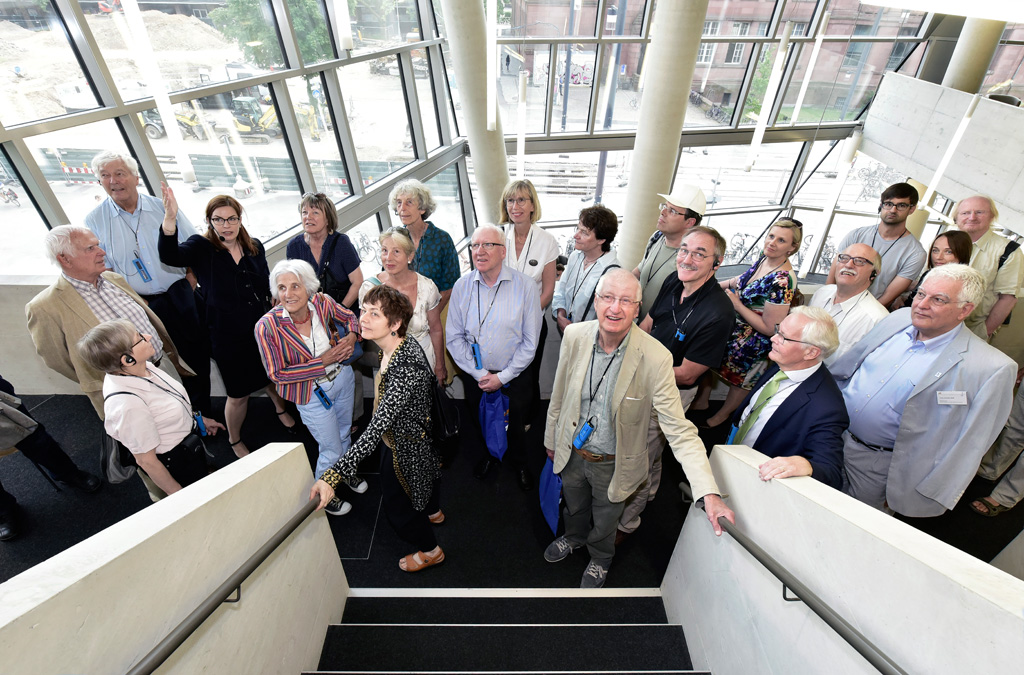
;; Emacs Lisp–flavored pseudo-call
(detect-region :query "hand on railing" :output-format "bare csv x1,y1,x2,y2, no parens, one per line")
701,494,735,536
309,480,335,510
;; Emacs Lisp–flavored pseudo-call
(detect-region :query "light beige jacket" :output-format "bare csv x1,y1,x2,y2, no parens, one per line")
544,321,719,503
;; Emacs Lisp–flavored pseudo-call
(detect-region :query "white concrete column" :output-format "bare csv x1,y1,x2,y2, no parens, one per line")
618,0,710,269
437,0,509,226
905,177,928,240
941,17,1006,94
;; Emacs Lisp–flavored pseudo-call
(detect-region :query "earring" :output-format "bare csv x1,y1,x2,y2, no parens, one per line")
391,331,397,336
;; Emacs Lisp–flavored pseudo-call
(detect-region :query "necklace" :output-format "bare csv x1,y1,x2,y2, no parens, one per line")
291,310,312,325
870,228,907,260
643,241,676,289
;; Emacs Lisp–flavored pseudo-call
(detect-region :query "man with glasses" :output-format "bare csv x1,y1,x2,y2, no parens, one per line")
631,184,706,322
84,150,211,414
952,194,1024,340
809,244,888,366
543,269,734,588
615,227,735,544
831,264,1016,519
730,308,847,489
447,225,541,490
826,182,925,308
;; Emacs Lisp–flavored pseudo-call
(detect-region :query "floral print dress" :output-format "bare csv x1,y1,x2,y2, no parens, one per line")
718,257,797,390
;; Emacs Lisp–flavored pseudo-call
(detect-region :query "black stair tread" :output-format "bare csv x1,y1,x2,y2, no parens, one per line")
306,671,709,674
341,596,669,625
318,624,692,672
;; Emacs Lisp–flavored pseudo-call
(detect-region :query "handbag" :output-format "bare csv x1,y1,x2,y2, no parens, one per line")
429,378,460,445
0,394,38,449
318,235,352,304
538,457,562,535
101,392,140,484
478,389,509,461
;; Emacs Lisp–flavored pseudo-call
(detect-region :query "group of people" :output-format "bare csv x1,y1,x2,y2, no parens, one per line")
10,154,1024,589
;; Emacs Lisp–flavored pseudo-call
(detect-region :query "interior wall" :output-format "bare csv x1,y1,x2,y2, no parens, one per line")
0,443,346,675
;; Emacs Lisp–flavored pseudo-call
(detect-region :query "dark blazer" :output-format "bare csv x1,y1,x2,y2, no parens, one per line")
732,363,848,489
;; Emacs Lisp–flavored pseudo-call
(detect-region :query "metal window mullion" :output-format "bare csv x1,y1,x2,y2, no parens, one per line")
399,52,428,159
770,41,802,125
429,44,455,146
319,0,345,59
268,0,304,69
269,80,317,194
543,43,557,135
2,139,70,228
419,0,440,38
587,42,607,135
779,140,814,209
733,42,764,127
119,114,167,194
595,0,611,38
455,155,476,238
768,0,789,39
321,68,364,197
51,0,124,108
640,0,655,40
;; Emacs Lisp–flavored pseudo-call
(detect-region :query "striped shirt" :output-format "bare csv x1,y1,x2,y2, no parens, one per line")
445,264,541,384
64,273,164,358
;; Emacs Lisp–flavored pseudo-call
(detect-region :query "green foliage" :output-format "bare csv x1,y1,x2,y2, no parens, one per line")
211,0,334,70
744,47,774,117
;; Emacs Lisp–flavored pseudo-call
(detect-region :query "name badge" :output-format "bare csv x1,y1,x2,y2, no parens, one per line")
936,390,967,405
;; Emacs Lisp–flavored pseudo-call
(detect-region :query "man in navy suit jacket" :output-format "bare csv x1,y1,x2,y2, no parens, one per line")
730,307,848,489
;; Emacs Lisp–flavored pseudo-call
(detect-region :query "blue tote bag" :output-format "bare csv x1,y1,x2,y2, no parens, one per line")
538,457,562,535
478,389,509,460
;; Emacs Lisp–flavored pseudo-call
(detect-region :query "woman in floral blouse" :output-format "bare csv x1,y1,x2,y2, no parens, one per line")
311,284,445,573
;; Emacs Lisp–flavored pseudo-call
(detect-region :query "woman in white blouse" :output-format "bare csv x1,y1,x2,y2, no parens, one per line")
359,226,446,383
551,205,620,334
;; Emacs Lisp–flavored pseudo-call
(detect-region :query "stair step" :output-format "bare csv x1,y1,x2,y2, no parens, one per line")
341,596,669,625
306,671,707,674
316,624,693,672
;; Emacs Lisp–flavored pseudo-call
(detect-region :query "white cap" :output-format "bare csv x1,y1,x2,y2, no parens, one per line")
658,183,707,216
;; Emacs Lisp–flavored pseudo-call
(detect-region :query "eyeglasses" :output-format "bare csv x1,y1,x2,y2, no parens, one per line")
385,226,410,236
659,202,687,218
773,324,812,345
836,253,872,267
957,209,989,218
506,197,532,206
469,242,505,251
677,248,711,262
912,290,966,307
210,216,241,226
131,334,148,349
880,201,913,212
596,294,640,308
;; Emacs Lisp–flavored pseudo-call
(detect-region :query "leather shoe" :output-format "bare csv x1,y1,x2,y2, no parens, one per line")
516,468,533,491
614,528,630,546
60,470,102,494
474,457,499,479
0,512,19,541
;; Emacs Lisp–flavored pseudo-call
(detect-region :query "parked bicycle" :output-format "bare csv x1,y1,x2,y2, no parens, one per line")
705,105,731,124
0,182,19,207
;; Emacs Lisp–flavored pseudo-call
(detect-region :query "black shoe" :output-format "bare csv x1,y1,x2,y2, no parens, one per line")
60,470,102,494
517,468,533,491
0,512,19,541
474,457,499,479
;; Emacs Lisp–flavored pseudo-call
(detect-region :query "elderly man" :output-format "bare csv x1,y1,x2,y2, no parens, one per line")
25,225,190,417
630,184,707,322
730,307,848,489
832,264,1016,518
616,226,735,543
810,244,888,366
84,151,211,413
544,269,735,588
827,182,926,308
446,225,541,490
953,195,1024,340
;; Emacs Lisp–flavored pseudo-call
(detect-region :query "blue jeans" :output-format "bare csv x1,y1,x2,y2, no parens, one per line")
297,366,355,478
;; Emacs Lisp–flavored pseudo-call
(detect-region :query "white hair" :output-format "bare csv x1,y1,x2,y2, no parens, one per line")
91,150,139,178
269,259,320,301
595,267,642,303
790,306,839,359
44,225,94,263
472,223,505,242
924,263,985,307
389,179,436,219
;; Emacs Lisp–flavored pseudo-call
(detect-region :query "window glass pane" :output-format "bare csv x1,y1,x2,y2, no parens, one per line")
594,40,647,131
344,215,383,278
439,42,464,137
0,152,49,276
283,0,335,65
285,76,351,197
599,0,647,37
700,211,784,267
550,44,596,132
498,46,548,135
739,43,776,126
415,51,443,151
823,3,927,37
690,42,744,128
0,1,100,125
507,0,597,37
349,0,419,56
423,165,465,243
675,142,803,211
982,24,1024,101
335,63,414,185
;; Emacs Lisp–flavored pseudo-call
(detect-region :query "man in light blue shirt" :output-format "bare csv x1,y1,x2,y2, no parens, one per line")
832,264,1016,518
447,225,541,490
84,151,211,413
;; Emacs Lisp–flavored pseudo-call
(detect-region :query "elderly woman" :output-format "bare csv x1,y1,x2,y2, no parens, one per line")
389,179,459,311
701,219,801,428
158,188,295,457
358,226,446,382
551,205,620,334
286,191,363,309
78,319,224,497
255,260,365,516
311,284,444,573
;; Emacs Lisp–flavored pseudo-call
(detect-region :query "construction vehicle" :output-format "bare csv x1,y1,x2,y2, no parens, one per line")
139,108,216,141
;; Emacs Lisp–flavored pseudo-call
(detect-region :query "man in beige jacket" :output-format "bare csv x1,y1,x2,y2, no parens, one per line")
543,269,734,588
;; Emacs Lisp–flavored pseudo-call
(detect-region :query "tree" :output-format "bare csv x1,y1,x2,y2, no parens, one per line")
744,47,774,118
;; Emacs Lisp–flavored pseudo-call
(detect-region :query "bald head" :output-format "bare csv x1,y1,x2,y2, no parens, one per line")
835,243,879,295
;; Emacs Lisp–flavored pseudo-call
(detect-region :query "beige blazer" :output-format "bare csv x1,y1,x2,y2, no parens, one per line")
25,271,191,418
544,321,719,503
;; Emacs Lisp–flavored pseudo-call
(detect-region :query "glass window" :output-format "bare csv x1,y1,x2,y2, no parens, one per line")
335,63,414,185
726,43,744,64
701,211,784,267
733,21,750,36
345,215,384,278
415,51,443,152
349,0,419,55
506,0,597,37
406,164,465,243
696,42,715,64
438,42,463,139
982,38,1024,101
497,46,548,136
0,151,50,276
676,142,803,211
703,21,720,36
284,76,351,197
283,0,335,65
0,1,101,126
600,0,648,38
597,42,647,130
550,44,596,133
739,44,779,126
792,23,807,37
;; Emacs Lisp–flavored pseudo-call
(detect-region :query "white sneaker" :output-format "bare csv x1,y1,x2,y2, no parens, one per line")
344,474,369,494
325,498,352,516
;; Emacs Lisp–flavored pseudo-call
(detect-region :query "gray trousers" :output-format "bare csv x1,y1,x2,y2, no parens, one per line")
561,451,624,566
978,384,1024,508
841,431,894,513
618,387,697,533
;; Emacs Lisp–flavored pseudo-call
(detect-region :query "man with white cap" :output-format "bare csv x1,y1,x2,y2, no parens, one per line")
631,184,707,322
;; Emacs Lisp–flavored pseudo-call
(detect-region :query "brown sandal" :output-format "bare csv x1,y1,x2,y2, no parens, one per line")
428,510,445,525
399,547,445,572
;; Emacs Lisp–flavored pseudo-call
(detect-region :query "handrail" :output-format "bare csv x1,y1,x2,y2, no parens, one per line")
125,498,320,675
679,482,907,675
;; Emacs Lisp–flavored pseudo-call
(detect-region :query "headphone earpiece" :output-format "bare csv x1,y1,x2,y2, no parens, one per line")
869,270,878,281
122,354,137,366
713,258,721,269
878,204,883,214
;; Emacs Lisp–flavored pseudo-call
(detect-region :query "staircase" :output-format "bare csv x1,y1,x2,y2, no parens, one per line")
306,593,710,674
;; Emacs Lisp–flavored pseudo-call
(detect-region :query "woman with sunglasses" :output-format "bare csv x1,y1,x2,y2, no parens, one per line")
389,179,459,312
359,226,446,383
158,187,295,457
286,192,363,310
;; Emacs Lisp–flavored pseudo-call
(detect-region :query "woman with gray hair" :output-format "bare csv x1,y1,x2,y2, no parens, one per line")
79,319,224,497
389,179,459,311
254,260,365,516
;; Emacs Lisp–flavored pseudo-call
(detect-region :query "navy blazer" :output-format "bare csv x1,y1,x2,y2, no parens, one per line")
731,363,849,489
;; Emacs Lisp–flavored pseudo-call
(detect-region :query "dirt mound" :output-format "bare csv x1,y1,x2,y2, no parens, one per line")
86,10,235,52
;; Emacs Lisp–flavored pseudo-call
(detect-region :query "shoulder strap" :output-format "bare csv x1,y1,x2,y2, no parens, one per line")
643,230,664,259
103,390,143,402
321,234,340,273
581,263,622,320
998,240,1020,270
